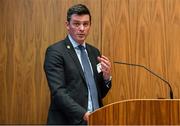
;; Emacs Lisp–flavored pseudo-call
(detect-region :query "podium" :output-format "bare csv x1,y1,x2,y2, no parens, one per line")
88,99,180,125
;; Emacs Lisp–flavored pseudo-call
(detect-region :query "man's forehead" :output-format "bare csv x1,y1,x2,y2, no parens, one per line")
71,14,90,21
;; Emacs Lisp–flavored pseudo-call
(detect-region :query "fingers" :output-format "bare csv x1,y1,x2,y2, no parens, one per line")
83,112,90,121
97,55,111,80
98,55,111,70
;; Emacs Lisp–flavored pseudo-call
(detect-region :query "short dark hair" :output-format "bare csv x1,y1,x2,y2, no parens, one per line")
67,4,91,23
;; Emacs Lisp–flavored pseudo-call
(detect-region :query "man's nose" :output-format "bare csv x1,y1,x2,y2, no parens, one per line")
79,24,85,31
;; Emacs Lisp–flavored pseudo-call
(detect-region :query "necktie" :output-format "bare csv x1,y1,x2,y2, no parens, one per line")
78,45,99,111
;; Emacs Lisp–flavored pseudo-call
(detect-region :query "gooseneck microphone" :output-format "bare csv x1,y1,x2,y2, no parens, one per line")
114,61,174,99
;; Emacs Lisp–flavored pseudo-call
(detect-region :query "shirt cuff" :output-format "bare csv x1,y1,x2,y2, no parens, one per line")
104,76,112,88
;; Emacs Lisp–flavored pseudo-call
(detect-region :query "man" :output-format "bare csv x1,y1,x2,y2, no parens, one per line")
44,4,112,125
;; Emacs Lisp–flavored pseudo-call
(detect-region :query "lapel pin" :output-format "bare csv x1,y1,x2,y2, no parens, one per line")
67,45,71,49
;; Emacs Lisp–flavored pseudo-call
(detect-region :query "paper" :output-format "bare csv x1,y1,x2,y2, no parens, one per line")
97,63,102,73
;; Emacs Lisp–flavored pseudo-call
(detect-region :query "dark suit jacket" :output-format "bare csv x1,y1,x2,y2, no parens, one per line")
44,36,111,125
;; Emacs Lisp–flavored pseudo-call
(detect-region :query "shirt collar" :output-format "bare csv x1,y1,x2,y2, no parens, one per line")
68,34,86,49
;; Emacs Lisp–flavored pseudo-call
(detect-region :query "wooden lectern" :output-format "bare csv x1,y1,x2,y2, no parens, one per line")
88,99,180,125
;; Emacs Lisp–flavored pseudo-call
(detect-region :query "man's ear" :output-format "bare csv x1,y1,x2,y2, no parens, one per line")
65,21,70,30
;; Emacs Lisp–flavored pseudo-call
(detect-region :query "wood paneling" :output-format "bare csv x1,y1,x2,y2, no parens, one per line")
0,0,101,124
1,0,180,124
89,99,180,125
102,0,180,104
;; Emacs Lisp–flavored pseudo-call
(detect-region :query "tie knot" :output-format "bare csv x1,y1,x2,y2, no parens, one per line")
78,45,85,51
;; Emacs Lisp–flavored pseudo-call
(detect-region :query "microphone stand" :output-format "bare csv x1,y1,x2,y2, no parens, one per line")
114,61,174,99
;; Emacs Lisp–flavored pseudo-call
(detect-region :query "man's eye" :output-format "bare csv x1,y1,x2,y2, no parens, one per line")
74,23,80,26
84,23,89,27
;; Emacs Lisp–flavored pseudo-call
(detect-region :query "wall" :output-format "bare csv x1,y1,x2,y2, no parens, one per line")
102,0,180,104
0,0,180,124
0,0,101,124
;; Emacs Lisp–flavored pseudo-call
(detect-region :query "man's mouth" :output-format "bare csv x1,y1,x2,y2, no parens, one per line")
77,34,85,37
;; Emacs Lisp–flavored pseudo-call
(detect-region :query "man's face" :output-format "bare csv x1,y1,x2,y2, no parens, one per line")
66,14,91,44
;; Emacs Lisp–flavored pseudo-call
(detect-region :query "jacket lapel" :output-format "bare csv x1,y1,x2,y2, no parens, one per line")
64,37,86,82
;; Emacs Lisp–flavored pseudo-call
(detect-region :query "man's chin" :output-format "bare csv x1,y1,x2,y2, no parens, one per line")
77,38,86,43
77,40,85,44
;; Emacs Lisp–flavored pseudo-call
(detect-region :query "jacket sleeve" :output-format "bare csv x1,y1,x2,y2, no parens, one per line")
94,48,112,99
44,47,86,124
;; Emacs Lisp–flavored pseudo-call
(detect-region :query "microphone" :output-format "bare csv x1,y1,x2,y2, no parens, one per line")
114,61,174,99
